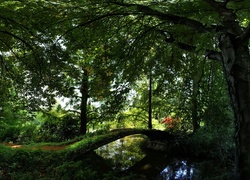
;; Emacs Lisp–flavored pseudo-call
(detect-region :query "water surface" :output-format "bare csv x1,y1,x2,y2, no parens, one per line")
95,135,196,179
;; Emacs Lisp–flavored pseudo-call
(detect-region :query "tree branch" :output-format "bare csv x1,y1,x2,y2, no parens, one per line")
57,12,134,42
58,1,213,43
0,30,34,50
113,2,209,33
158,29,222,61
203,0,242,35
158,30,196,52
205,50,222,61
0,15,38,39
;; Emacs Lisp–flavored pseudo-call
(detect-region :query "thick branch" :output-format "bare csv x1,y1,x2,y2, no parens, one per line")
205,50,222,61
116,2,209,33
159,30,222,61
203,0,242,35
0,30,34,50
59,2,212,42
159,30,196,52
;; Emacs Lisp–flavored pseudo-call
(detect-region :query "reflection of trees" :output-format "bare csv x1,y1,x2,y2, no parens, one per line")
95,135,194,179
160,160,194,180
127,151,194,179
95,135,146,171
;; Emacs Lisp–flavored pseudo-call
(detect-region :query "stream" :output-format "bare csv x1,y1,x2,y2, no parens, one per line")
95,135,197,179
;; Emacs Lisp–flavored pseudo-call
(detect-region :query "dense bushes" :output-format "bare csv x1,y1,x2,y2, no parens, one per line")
189,127,235,161
0,107,80,143
0,144,99,180
37,114,80,142
0,143,142,180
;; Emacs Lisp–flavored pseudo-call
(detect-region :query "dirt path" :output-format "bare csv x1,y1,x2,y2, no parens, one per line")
1,142,23,149
1,142,71,151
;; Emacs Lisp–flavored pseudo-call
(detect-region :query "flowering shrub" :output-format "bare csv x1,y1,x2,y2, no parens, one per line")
161,116,180,129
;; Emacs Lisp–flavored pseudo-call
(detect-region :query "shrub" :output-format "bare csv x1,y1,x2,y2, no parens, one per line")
37,114,79,142
189,127,235,161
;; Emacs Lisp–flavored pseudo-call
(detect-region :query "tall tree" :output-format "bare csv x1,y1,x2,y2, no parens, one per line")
148,70,153,129
80,69,89,135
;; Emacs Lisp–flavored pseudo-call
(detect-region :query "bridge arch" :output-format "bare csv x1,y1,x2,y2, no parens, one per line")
68,128,174,159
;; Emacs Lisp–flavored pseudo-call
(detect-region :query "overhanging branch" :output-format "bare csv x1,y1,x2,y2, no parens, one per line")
205,50,222,61
112,2,209,33
158,30,196,52
0,30,34,50
158,29,222,61
58,1,214,44
57,12,135,42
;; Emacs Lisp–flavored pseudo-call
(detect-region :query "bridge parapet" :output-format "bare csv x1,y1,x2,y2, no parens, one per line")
140,129,174,140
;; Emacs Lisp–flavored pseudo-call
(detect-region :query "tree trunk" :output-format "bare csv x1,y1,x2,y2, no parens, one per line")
191,72,202,132
190,57,205,132
80,70,89,135
191,87,200,132
219,33,250,179
233,47,250,180
148,71,152,129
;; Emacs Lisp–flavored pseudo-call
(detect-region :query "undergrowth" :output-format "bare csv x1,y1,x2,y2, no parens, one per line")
0,129,146,180
0,128,235,179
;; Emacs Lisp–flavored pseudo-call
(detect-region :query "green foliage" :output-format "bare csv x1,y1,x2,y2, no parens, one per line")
0,130,148,179
0,145,99,180
194,160,233,180
36,109,80,142
0,103,38,143
0,126,21,142
0,0,248,178
0,146,48,179
53,161,97,180
0,0,241,136
0,127,234,179
189,126,235,162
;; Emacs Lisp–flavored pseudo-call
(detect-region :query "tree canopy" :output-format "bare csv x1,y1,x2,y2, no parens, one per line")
1,0,250,179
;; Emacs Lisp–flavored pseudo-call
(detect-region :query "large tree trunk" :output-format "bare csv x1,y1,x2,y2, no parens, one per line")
233,47,250,180
80,70,89,135
219,33,250,179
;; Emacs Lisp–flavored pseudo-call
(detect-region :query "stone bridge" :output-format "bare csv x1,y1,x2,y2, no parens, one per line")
67,128,174,159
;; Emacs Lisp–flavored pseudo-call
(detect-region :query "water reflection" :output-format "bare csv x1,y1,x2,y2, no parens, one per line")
95,135,196,179
95,135,146,171
158,160,194,180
